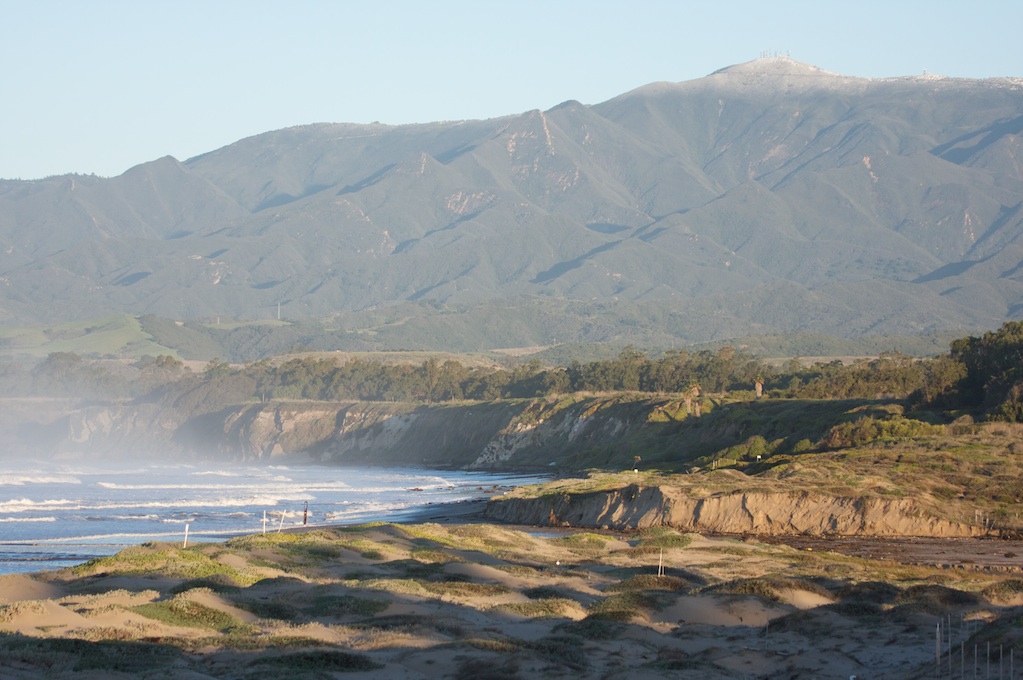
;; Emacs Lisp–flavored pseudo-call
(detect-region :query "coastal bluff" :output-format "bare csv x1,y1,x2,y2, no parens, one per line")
484,483,986,538
6,394,667,468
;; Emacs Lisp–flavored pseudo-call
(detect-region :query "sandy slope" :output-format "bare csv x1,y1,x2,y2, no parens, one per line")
0,524,1020,679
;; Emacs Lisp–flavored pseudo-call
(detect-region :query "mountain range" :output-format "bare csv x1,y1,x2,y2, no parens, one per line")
2,57,1022,351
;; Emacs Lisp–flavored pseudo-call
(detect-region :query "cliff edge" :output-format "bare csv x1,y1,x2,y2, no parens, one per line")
485,483,985,538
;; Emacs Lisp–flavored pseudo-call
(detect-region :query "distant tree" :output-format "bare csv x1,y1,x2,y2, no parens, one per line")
940,321,1023,421
537,368,571,396
464,369,510,401
915,355,966,408
203,358,232,381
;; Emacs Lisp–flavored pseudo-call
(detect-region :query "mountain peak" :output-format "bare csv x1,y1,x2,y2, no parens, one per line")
710,56,837,78
694,56,865,94
707,55,842,79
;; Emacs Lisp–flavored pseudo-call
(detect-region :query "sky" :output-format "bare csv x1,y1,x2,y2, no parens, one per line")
2,0,1021,180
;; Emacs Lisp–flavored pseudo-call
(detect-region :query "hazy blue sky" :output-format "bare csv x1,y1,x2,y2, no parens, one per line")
2,0,1021,180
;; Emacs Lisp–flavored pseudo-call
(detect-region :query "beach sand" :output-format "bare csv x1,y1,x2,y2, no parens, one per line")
2,513,1022,678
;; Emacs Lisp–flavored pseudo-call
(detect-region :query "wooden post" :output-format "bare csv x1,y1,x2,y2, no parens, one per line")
183,523,189,549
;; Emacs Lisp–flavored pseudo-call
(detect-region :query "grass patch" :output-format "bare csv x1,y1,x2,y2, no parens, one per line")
493,564,544,578
69,543,258,586
421,581,511,598
555,532,612,548
409,547,463,563
456,657,520,680
352,613,466,638
0,600,47,622
131,597,245,632
168,575,242,595
588,591,654,620
606,574,692,593
462,636,521,653
637,527,696,549
306,594,390,618
245,649,381,674
982,579,1023,603
896,584,979,608
527,634,589,671
238,600,302,621
708,577,781,601
524,586,570,600
555,617,626,640
0,636,184,673
494,598,578,618
382,558,446,579
185,634,332,653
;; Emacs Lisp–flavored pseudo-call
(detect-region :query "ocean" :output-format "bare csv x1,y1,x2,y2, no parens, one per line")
0,461,546,575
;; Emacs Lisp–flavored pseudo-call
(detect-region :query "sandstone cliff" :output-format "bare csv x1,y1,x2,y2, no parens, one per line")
1,395,1001,539
6,394,670,468
484,483,985,538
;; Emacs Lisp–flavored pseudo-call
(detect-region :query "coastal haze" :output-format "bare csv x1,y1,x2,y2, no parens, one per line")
4,42,1023,678
0,462,544,575
1,58,1022,348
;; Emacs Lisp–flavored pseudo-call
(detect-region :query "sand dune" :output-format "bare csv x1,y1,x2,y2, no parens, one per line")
0,522,1021,678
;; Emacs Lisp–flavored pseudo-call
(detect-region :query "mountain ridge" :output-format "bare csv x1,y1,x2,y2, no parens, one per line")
1,59,1021,348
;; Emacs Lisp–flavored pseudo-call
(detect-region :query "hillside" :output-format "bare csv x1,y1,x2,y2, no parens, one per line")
1,57,1022,348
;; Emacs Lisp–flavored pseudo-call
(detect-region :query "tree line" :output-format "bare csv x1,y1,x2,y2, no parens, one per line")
5,320,1023,423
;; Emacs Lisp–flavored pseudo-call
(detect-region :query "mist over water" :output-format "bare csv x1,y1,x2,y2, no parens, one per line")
0,461,545,575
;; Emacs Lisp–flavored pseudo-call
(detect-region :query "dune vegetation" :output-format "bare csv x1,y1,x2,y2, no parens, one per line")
3,521,1023,678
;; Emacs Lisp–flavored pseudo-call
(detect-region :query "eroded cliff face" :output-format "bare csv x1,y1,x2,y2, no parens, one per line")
24,395,661,468
484,484,985,538
4,397,993,539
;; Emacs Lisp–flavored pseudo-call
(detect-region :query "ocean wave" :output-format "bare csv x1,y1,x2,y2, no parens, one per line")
0,495,316,513
340,485,447,494
95,481,350,492
5,530,193,545
190,470,246,478
0,516,57,522
0,474,82,486
0,498,77,512
324,500,415,521
83,494,315,510
190,469,288,479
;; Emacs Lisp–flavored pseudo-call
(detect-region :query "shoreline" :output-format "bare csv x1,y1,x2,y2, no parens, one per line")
0,464,543,577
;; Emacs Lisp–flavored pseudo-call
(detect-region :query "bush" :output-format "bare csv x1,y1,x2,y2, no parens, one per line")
822,416,944,449
637,527,694,549
791,438,814,453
